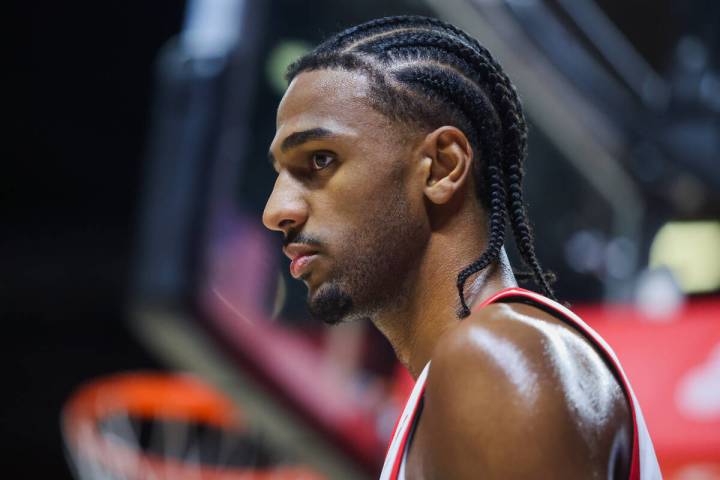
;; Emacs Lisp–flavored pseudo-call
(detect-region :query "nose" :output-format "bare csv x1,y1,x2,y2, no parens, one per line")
262,172,308,235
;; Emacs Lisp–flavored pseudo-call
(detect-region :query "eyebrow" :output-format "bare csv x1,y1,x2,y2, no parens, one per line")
268,127,336,165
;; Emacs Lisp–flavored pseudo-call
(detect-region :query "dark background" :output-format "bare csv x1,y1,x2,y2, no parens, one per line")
13,2,185,477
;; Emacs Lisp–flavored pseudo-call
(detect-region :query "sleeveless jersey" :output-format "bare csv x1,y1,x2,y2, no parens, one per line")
379,287,662,480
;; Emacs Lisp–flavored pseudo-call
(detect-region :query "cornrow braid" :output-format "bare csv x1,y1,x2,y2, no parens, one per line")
286,16,557,317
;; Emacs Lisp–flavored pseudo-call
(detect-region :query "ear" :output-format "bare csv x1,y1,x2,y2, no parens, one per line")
420,126,473,205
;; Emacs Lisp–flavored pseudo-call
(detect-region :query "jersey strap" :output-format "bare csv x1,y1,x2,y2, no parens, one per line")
379,361,430,480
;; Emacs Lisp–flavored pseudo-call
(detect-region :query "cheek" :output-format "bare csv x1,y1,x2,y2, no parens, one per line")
344,153,414,204
310,158,427,253
330,172,404,225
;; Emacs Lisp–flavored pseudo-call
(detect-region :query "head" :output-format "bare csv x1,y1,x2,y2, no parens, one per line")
263,15,555,324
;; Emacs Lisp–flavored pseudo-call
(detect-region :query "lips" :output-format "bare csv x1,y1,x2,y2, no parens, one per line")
283,243,319,279
290,253,317,278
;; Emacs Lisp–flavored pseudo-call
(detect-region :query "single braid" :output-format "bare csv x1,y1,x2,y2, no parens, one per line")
286,16,558,316
315,16,414,52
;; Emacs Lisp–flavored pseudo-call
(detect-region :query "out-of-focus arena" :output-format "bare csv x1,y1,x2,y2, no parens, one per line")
16,0,719,478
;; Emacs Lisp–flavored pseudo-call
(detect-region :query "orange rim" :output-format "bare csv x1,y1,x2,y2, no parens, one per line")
62,372,325,480
63,371,241,428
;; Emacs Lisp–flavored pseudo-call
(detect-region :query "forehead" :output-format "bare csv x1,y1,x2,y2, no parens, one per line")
274,69,390,143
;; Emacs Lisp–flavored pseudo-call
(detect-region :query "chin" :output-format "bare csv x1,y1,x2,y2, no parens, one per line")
307,282,354,326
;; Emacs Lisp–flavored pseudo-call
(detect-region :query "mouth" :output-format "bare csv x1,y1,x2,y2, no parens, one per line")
283,243,320,280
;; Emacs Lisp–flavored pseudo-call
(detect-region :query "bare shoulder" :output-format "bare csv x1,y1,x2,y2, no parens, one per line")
417,302,632,479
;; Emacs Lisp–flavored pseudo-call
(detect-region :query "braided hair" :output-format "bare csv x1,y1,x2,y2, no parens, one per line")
286,15,556,317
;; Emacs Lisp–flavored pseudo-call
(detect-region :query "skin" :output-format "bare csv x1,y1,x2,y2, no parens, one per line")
263,69,632,479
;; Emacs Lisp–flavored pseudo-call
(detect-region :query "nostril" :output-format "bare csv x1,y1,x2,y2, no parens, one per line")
278,219,295,229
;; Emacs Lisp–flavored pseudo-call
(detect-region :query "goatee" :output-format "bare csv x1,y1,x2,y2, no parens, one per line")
308,283,354,325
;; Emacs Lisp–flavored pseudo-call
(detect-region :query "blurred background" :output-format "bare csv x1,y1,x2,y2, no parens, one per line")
15,0,719,478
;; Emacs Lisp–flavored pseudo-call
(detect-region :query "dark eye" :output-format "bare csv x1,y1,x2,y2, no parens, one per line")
310,152,335,171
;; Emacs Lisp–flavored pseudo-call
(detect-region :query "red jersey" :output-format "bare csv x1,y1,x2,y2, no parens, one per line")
380,287,662,479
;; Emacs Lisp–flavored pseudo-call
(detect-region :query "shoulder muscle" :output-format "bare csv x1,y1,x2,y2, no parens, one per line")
418,303,631,480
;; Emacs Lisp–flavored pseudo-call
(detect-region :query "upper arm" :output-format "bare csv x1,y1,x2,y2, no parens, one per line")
417,304,631,480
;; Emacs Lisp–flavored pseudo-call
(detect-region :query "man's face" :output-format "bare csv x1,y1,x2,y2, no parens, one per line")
263,69,430,325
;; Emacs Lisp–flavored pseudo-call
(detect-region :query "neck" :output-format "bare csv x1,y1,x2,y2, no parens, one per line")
370,222,517,378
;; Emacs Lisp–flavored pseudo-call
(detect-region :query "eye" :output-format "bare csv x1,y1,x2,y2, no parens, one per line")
310,152,335,171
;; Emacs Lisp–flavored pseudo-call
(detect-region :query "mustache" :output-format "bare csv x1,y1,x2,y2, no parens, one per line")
283,230,323,249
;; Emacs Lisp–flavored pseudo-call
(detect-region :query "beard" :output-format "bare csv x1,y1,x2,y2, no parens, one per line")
305,185,427,326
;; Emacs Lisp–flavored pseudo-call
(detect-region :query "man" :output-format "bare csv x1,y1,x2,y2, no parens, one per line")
263,16,660,480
